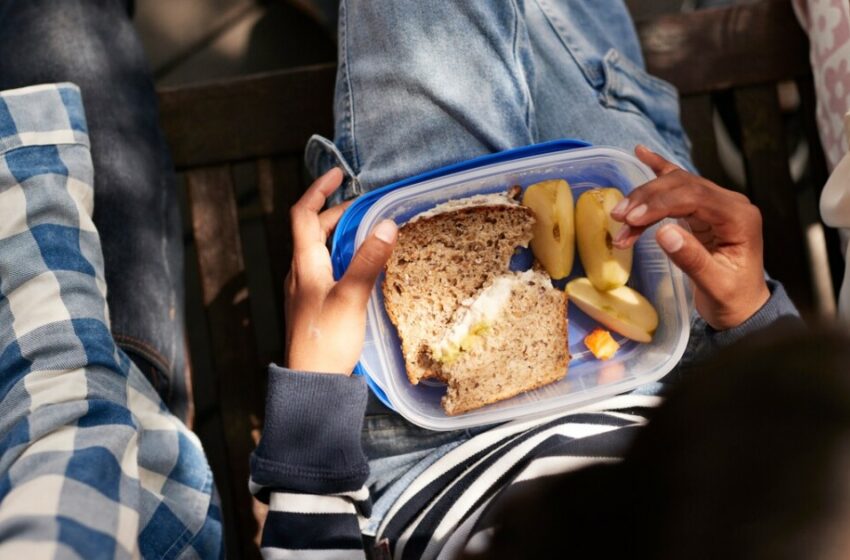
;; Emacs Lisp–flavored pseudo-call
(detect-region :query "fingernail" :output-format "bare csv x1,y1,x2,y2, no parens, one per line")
635,144,651,154
657,225,684,253
613,224,631,245
625,204,648,223
611,198,630,218
373,220,397,243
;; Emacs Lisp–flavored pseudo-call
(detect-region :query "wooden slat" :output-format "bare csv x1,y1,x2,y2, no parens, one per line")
638,0,811,95
258,157,303,306
679,93,736,190
186,166,263,560
159,64,336,170
734,84,812,312
798,76,844,299
796,77,839,317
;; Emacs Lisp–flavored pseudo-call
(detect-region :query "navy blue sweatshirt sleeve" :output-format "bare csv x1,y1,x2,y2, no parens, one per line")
674,279,802,378
250,366,371,559
251,366,370,494
705,279,802,348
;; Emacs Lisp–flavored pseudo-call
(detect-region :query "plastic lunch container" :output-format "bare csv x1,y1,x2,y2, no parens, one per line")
331,140,691,431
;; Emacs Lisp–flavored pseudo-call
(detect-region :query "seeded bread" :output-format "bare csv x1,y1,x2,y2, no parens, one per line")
382,189,534,385
438,270,569,415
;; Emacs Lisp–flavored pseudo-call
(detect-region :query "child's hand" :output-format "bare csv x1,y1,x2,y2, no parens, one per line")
285,168,398,374
611,146,770,331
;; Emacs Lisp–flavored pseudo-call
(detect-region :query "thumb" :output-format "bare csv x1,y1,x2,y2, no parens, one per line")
333,220,398,308
656,223,719,292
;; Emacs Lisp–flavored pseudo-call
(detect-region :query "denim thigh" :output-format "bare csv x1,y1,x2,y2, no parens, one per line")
306,0,694,202
0,0,189,420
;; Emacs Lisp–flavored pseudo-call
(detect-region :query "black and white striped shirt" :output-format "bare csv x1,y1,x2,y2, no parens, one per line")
252,378,657,560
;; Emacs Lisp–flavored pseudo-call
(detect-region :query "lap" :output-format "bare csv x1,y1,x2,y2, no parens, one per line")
332,0,708,474
308,0,694,203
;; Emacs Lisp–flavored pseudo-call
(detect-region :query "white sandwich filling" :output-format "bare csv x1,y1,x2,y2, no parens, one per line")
431,270,538,364
409,193,518,223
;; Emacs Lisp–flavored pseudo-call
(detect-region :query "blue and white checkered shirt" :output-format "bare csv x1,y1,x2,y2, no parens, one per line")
0,83,222,559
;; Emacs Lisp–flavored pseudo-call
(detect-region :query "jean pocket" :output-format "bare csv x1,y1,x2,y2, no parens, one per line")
599,49,692,161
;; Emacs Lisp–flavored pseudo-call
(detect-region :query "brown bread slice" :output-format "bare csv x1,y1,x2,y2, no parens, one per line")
382,191,534,385
438,270,569,416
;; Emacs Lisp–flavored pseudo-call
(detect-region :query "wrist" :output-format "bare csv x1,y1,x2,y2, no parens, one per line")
704,281,771,331
286,344,355,376
706,279,800,348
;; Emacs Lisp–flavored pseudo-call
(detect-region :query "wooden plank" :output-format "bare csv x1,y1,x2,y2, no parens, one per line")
159,64,336,170
257,157,311,348
798,76,844,295
638,0,811,95
734,84,813,313
186,166,263,560
679,94,737,190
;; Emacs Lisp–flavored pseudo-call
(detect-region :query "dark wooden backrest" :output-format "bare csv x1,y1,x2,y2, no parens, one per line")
157,2,837,558
158,65,335,560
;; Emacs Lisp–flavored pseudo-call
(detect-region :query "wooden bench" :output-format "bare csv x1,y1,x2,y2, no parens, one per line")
157,1,837,557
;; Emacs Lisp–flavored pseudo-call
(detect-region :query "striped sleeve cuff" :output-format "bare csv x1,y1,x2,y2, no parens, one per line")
251,366,370,495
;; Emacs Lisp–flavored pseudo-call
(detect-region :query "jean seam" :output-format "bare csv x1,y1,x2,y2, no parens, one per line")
607,49,678,99
115,333,172,377
600,50,682,134
510,0,535,138
533,0,602,88
338,0,360,174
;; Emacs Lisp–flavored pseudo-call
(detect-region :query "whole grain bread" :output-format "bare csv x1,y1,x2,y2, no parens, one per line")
438,270,569,415
382,190,534,385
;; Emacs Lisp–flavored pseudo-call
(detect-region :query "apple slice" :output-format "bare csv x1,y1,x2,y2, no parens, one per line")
522,179,574,279
576,188,633,291
566,277,658,343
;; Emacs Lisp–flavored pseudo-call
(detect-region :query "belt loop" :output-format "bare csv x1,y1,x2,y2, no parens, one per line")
305,134,362,205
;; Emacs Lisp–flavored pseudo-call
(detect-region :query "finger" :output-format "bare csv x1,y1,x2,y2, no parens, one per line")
298,167,345,213
635,144,680,177
616,174,748,239
655,223,723,296
291,168,345,252
611,145,681,220
330,220,398,310
318,199,354,239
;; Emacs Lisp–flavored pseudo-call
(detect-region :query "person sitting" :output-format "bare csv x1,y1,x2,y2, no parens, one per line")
250,2,796,556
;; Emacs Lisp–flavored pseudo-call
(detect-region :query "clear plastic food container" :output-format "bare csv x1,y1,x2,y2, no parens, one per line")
331,141,691,430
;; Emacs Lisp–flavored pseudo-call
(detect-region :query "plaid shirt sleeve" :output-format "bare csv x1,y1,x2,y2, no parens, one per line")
0,84,222,559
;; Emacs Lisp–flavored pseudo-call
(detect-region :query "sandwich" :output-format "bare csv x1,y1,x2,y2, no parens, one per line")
382,187,570,415
434,269,569,415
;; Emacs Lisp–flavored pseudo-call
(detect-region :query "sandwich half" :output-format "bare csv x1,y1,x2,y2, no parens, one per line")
382,188,535,385
432,270,569,415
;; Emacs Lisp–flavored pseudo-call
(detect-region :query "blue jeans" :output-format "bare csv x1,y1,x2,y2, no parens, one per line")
306,0,694,205
309,0,706,520
0,0,189,421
